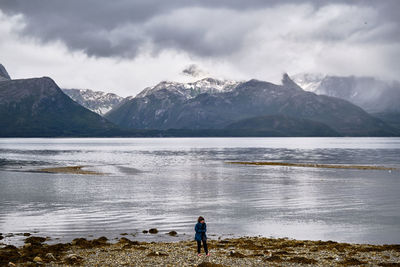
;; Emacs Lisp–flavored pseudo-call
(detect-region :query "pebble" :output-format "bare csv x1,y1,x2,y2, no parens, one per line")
33,256,43,263
46,252,57,261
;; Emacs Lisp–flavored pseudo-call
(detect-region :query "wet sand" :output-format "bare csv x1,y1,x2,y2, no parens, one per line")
1,234,399,266
37,166,103,175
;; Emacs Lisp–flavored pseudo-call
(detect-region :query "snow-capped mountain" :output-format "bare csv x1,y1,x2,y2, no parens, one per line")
105,74,398,136
292,73,400,113
62,88,123,115
291,73,325,92
136,77,241,99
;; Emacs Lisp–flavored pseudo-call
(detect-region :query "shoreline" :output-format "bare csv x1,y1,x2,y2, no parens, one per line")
1,234,399,266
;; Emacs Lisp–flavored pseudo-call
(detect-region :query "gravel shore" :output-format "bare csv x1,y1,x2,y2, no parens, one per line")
1,234,399,266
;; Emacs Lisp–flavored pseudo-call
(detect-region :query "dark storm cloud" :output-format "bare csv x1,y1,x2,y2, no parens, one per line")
0,0,399,58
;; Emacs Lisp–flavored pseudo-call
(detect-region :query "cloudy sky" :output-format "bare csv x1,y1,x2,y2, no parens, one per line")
0,0,399,96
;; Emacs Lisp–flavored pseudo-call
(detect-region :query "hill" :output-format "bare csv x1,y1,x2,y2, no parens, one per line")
0,77,118,137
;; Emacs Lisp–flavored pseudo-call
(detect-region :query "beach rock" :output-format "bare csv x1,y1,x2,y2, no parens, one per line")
24,236,46,245
146,251,168,257
0,246,20,266
168,231,177,236
289,256,318,264
250,253,264,257
46,243,71,256
339,257,367,266
264,255,282,262
23,233,31,237
91,236,108,246
120,233,128,236
0,236,3,241
72,237,108,248
379,262,400,266
45,253,56,261
197,263,227,267
8,262,16,267
64,254,83,264
33,256,43,263
72,238,91,248
134,246,148,250
229,251,246,258
142,230,148,234
149,228,158,234
119,237,139,246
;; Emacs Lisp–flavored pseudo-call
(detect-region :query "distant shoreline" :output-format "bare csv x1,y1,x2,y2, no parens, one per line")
1,234,399,266
0,135,400,139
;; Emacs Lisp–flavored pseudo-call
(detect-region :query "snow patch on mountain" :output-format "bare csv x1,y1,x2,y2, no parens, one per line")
291,73,326,92
136,77,241,99
62,88,123,115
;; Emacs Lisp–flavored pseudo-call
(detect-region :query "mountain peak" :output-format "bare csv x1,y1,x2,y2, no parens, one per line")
136,77,240,99
281,73,302,91
0,64,11,81
62,88,123,115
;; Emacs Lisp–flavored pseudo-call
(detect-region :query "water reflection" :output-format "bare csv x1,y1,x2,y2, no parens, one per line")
0,138,399,245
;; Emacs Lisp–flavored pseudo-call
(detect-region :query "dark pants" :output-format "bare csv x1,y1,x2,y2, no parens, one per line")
197,240,208,254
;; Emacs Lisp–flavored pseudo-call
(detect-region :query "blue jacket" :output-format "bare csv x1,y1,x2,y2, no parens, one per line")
194,222,207,241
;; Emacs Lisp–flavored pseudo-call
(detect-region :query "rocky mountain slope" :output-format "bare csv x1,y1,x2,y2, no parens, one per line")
225,114,340,137
62,88,123,115
0,64,11,81
0,77,118,137
105,74,398,136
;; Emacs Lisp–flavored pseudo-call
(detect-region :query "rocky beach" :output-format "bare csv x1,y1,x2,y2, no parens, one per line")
1,233,399,266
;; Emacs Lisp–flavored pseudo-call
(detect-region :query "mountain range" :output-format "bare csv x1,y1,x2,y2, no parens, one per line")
0,63,398,137
105,74,398,136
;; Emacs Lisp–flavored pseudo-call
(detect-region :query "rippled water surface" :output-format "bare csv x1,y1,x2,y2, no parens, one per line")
0,138,399,244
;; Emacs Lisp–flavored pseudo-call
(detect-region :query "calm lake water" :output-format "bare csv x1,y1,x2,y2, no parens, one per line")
0,137,399,245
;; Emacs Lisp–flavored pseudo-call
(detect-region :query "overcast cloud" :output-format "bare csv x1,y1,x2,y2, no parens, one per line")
0,0,399,96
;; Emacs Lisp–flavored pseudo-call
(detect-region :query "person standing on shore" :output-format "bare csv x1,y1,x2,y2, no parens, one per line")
195,216,209,256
